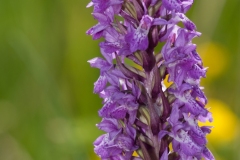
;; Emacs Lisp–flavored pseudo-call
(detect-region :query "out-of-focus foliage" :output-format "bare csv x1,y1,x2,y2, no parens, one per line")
0,0,239,160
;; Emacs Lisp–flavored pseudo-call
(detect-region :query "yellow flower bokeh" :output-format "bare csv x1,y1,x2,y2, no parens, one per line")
198,42,229,79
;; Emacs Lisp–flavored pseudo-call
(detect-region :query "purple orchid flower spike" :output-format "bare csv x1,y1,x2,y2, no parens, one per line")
87,0,215,160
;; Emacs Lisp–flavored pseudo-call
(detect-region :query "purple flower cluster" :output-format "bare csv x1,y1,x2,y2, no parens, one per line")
87,0,214,159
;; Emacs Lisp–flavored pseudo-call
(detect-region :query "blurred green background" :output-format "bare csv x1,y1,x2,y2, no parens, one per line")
0,0,239,160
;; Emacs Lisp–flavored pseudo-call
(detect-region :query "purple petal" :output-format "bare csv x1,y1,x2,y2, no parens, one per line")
100,47,113,64
187,64,206,79
88,57,111,70
132,82,141,99
202,147,215,160
94,75,108,93
198,112,213,123
169,105,180,126
128,109,138,124
189,131,207,146
92,0,124,13
99,102,116,118
86,23,108,38
116,135,135,151
158,130,170,139
160,148,168,160
152,18,168,25
183,98,208,117
126,124,137,139
110,105,128,119
100,41,120,54
162,0,181,11
97,118,120,133
201,126,212,134
126,15,153,52
173,13,196,31
176,130,203,156
92,12,109,22
93,134,105,146
105,72,120,86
